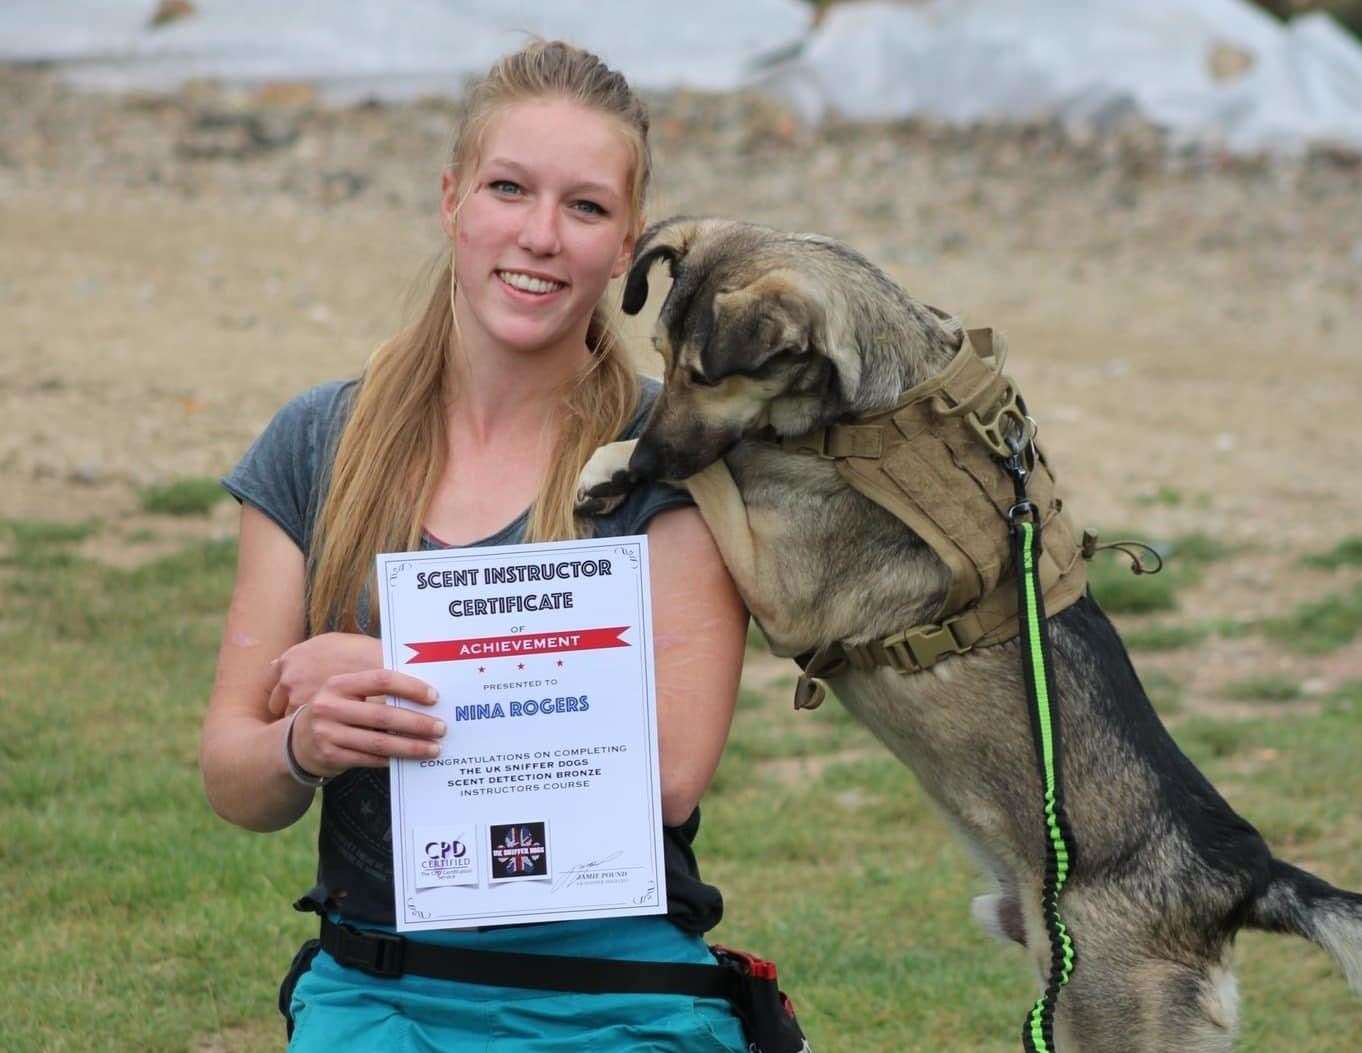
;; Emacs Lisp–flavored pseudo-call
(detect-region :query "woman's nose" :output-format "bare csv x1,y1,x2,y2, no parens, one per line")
517,200,561,256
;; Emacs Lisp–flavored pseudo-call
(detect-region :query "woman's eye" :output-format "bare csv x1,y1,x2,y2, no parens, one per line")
571,200,607,216
487,179,521,195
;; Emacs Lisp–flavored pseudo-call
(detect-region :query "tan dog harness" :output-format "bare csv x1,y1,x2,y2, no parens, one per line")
781,327,1087,708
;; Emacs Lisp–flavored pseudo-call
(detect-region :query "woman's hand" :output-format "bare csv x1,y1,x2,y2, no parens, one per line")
267,632,382,717
289,669,447,779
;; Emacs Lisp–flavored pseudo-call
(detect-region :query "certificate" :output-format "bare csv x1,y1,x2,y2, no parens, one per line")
375,536,667,931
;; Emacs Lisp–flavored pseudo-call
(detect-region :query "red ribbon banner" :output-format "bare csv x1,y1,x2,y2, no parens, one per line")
405,627,630,664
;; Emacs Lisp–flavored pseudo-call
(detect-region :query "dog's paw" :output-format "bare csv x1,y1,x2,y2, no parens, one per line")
576,473,633,516
576,440,638,516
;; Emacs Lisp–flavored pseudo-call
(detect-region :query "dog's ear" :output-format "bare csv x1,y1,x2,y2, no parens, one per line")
621,218,699,315
705,270,824,380
621,217,741,315
816,307,863,403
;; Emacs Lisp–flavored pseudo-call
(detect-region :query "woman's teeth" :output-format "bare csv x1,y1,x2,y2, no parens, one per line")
498,271,564,294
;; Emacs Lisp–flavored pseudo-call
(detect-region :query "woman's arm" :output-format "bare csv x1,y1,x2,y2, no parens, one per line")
199,506,443,832
647,506,748,826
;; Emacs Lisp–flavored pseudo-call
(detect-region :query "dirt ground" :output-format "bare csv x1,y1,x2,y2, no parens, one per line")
3,68,1360,705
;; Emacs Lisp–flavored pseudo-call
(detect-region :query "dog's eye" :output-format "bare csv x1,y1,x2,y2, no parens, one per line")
688,367,719,388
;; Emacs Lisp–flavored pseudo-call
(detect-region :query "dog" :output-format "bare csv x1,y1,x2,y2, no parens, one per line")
577,217,1362,1051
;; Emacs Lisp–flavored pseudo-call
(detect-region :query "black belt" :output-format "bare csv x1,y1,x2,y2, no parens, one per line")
319,917,740,1001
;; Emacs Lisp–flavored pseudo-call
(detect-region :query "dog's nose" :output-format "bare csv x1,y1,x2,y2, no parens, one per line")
628,440,662,481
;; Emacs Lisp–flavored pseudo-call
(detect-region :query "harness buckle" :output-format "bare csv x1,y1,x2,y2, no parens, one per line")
963,377,1031,461
331,924,407,978
881,616,972,673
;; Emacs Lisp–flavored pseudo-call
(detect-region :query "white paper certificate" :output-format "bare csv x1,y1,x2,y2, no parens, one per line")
375,536,666,932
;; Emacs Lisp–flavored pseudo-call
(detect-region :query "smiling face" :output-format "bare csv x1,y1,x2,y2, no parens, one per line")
441,98,638,363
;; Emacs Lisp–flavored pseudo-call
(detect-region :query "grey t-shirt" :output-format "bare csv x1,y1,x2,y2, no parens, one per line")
221,376,725,933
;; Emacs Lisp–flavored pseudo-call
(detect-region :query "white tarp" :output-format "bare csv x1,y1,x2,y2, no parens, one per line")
3,0,1360,155
0,0,813,99
755,0,1362,155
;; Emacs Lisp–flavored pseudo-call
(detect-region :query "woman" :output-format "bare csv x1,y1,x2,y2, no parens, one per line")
199,41,750,1051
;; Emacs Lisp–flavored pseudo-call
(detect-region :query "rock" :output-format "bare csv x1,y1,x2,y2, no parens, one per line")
68,461,102,485
319,169,368,205
251,82,317,110
177,108,300,159
1205,41,1255,83
148,0,195,30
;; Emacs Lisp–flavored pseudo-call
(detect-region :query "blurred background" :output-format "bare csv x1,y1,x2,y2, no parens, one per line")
2,2,1361,1050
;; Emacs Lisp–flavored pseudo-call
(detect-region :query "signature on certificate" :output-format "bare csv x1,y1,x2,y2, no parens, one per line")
551,851,645,893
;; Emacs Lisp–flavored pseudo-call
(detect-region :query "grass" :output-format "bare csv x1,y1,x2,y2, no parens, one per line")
1087,528,1233,615
1303,536,1362,570
1262,584,1362,654
1131,485,1185,508
1140,668,1185,718
1223,675,1303,703
1121,622,1209,652
2,520,1360,1050
0,517,99,551
139,475,229,516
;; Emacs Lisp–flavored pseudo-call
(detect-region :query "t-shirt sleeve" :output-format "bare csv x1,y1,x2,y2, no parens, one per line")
220,383,345,552
620,482,695,536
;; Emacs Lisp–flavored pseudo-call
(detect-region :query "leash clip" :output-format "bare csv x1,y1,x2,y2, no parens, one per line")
1001,425,1037,478
1002,430,1039,523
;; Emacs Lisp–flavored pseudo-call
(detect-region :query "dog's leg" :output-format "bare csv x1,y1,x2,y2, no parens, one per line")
1047,948,1239,1053
678,458,784,634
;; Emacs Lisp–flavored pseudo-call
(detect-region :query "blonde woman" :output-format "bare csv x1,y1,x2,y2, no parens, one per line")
200,41,750,1051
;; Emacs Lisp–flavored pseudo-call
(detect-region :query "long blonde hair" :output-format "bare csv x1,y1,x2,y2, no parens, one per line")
309,41,651,634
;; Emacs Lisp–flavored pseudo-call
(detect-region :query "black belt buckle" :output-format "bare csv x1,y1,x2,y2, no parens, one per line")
333,923,406,979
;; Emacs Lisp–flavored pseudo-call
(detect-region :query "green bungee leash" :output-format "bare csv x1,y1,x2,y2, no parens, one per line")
1004,436,1077,1053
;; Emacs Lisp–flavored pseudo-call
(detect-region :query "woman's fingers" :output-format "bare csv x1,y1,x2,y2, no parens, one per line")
310,695,446,741
315,745,391,770
292,701,445,777
326,668,438,706
326,725,444,763
263,657,288,717
287,669,445,778
266,679,289,718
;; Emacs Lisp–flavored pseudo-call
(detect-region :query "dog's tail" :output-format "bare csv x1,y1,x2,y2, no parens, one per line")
1247,858,1362,994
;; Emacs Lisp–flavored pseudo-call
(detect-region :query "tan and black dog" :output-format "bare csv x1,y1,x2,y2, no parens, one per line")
577,217,1362,1051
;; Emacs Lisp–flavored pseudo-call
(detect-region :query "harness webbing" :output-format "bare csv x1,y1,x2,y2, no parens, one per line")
1013,519,1077,1053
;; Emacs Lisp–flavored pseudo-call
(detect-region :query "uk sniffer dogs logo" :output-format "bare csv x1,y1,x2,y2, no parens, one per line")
489,822,549,880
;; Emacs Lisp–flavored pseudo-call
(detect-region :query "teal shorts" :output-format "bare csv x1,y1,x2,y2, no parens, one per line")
284,916,748,1052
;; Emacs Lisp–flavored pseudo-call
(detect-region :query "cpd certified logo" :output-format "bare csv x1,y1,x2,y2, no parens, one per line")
414,826,478,888
424,837,469,868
